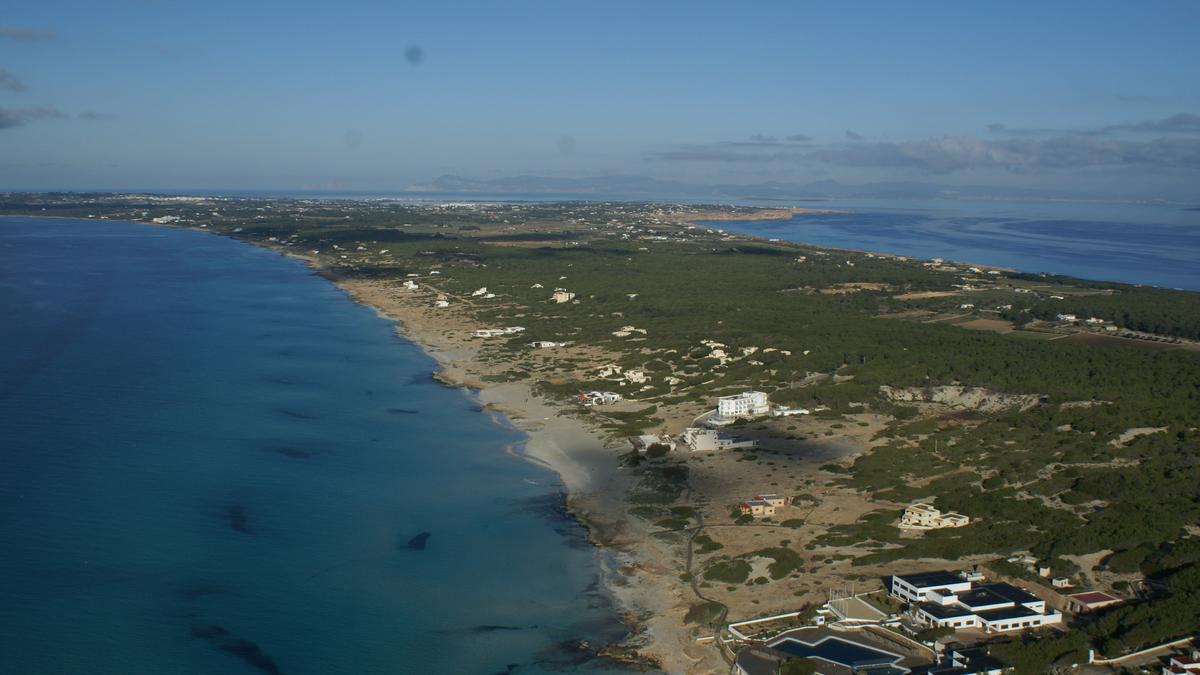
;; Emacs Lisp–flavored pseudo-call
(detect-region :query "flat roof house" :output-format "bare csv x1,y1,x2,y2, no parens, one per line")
756,494,786,507
900,503,970,530
891,571,972,604
740,500,776,518
1068,591,1122,612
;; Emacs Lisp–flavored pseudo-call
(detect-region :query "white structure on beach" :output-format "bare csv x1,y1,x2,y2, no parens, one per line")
900,502,970,530
717,391,770,420
631,434,677,453
772,405,810,417
681,427,757,452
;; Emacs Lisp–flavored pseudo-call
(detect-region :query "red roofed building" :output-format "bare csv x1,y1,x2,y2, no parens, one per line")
1068,591,1121,612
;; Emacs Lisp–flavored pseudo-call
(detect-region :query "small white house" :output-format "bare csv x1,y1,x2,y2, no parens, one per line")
551,289,576,303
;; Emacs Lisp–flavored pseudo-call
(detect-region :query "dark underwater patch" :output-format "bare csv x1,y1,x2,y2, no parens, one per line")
227,504,251,534
279,409,318,420
180,582,225,601
404,531,431,550
191,624,285,675
386,407,419,415
265,446,315,459
263,376,306,386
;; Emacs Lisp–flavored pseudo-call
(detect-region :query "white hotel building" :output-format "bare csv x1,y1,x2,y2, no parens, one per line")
717,391,770,419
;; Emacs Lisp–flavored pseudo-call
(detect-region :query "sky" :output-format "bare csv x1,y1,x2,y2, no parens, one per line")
2,1,1199,199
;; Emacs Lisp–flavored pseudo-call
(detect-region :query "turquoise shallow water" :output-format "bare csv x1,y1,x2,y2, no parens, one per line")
0,217,627,674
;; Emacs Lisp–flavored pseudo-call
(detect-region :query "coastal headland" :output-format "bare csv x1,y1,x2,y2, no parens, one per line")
4,194,1200,673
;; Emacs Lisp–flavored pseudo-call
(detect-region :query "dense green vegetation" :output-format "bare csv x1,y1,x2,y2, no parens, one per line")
1001,284,1200,339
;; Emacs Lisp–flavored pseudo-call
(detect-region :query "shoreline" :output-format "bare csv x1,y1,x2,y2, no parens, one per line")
330,276,697,671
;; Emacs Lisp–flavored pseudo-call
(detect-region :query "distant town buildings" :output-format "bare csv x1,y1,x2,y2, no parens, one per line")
900,502,970,530
472,326,525,338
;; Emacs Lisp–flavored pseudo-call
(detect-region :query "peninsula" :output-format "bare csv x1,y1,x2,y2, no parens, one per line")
5,193,1200,674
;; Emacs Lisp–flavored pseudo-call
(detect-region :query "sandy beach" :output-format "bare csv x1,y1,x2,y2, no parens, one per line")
335,277,718,672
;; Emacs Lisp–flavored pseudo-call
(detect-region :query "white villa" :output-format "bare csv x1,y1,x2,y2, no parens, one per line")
900,502,970,530
717,391,770,420
891,571,1063,634
551,289,576,303
579,391,621,406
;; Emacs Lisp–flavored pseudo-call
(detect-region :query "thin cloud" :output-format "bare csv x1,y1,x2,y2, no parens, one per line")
78,111,115,121
784,134,812,142
0,105,67,129
0,25,55,42
646,148,807,163
989,113,1200,137
845,129,863,141
810,135,1200,173
0,69,27,92
1104,112,1200,135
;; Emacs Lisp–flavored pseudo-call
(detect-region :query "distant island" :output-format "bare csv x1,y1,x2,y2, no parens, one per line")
4,193,1200,674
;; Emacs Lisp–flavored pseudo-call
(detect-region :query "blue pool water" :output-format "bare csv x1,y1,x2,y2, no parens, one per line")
0,217,627,674
708,199,1200,291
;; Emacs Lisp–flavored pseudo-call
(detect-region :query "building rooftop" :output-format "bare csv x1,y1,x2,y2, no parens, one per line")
954,587,1015,610
978,582,1041,606
975,605,1041,622
917,602,978,620
894,571,968,588
1070,591,1120,604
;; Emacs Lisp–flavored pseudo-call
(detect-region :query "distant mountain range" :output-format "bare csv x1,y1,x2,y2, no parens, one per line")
404,174,1084,202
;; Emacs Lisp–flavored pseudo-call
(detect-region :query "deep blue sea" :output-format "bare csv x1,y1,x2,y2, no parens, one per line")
0,217,627,674
705,199,1200,291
